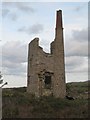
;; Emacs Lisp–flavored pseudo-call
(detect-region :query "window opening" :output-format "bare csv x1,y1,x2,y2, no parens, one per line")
44,75,51,89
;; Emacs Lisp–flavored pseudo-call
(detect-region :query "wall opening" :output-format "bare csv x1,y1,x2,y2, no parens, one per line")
44,74,51,89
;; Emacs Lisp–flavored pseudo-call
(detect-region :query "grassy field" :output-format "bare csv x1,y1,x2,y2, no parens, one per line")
2,81,89,118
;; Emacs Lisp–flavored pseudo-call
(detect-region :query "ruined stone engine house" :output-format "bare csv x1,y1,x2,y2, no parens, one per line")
27,10,66,98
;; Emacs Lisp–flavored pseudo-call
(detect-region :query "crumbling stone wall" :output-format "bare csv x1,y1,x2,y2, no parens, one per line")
27,10,66,98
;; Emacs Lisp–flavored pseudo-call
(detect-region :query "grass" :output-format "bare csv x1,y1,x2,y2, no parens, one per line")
2,81,89,118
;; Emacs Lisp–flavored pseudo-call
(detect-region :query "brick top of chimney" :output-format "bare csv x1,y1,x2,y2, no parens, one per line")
56,10,63,29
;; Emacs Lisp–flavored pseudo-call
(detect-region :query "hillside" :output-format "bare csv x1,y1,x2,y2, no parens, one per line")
2,81,89,118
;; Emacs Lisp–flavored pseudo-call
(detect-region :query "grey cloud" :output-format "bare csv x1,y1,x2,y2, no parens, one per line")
2,9,10,17
10,13,18,21
72,28,88,42
65,41,88,57
16,2,35,13
64,28,88,73
40,39,52,53
65,28,88,57
2,2,35,13
3,62,27,75
30,24,44,34
18,24,44,34
74,4,85,12
18,26,26,32
65,56,88,73
2,8,18,21
65,56,84,67
2,2,35,21
2,41,27,63
74,6,82,12
2,41,27,75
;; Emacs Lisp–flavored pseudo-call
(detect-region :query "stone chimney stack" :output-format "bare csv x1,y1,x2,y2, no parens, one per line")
55,10,63,39
56,10,63,29
53,9,66,98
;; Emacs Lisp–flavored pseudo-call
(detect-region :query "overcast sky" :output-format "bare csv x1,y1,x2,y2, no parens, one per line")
0,1,88,88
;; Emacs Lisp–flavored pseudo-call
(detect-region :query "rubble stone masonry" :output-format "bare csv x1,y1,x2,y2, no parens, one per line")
27,10,66,98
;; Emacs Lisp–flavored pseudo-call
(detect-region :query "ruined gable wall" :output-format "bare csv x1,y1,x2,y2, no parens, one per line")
27,38,39,95
27,38,54,97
